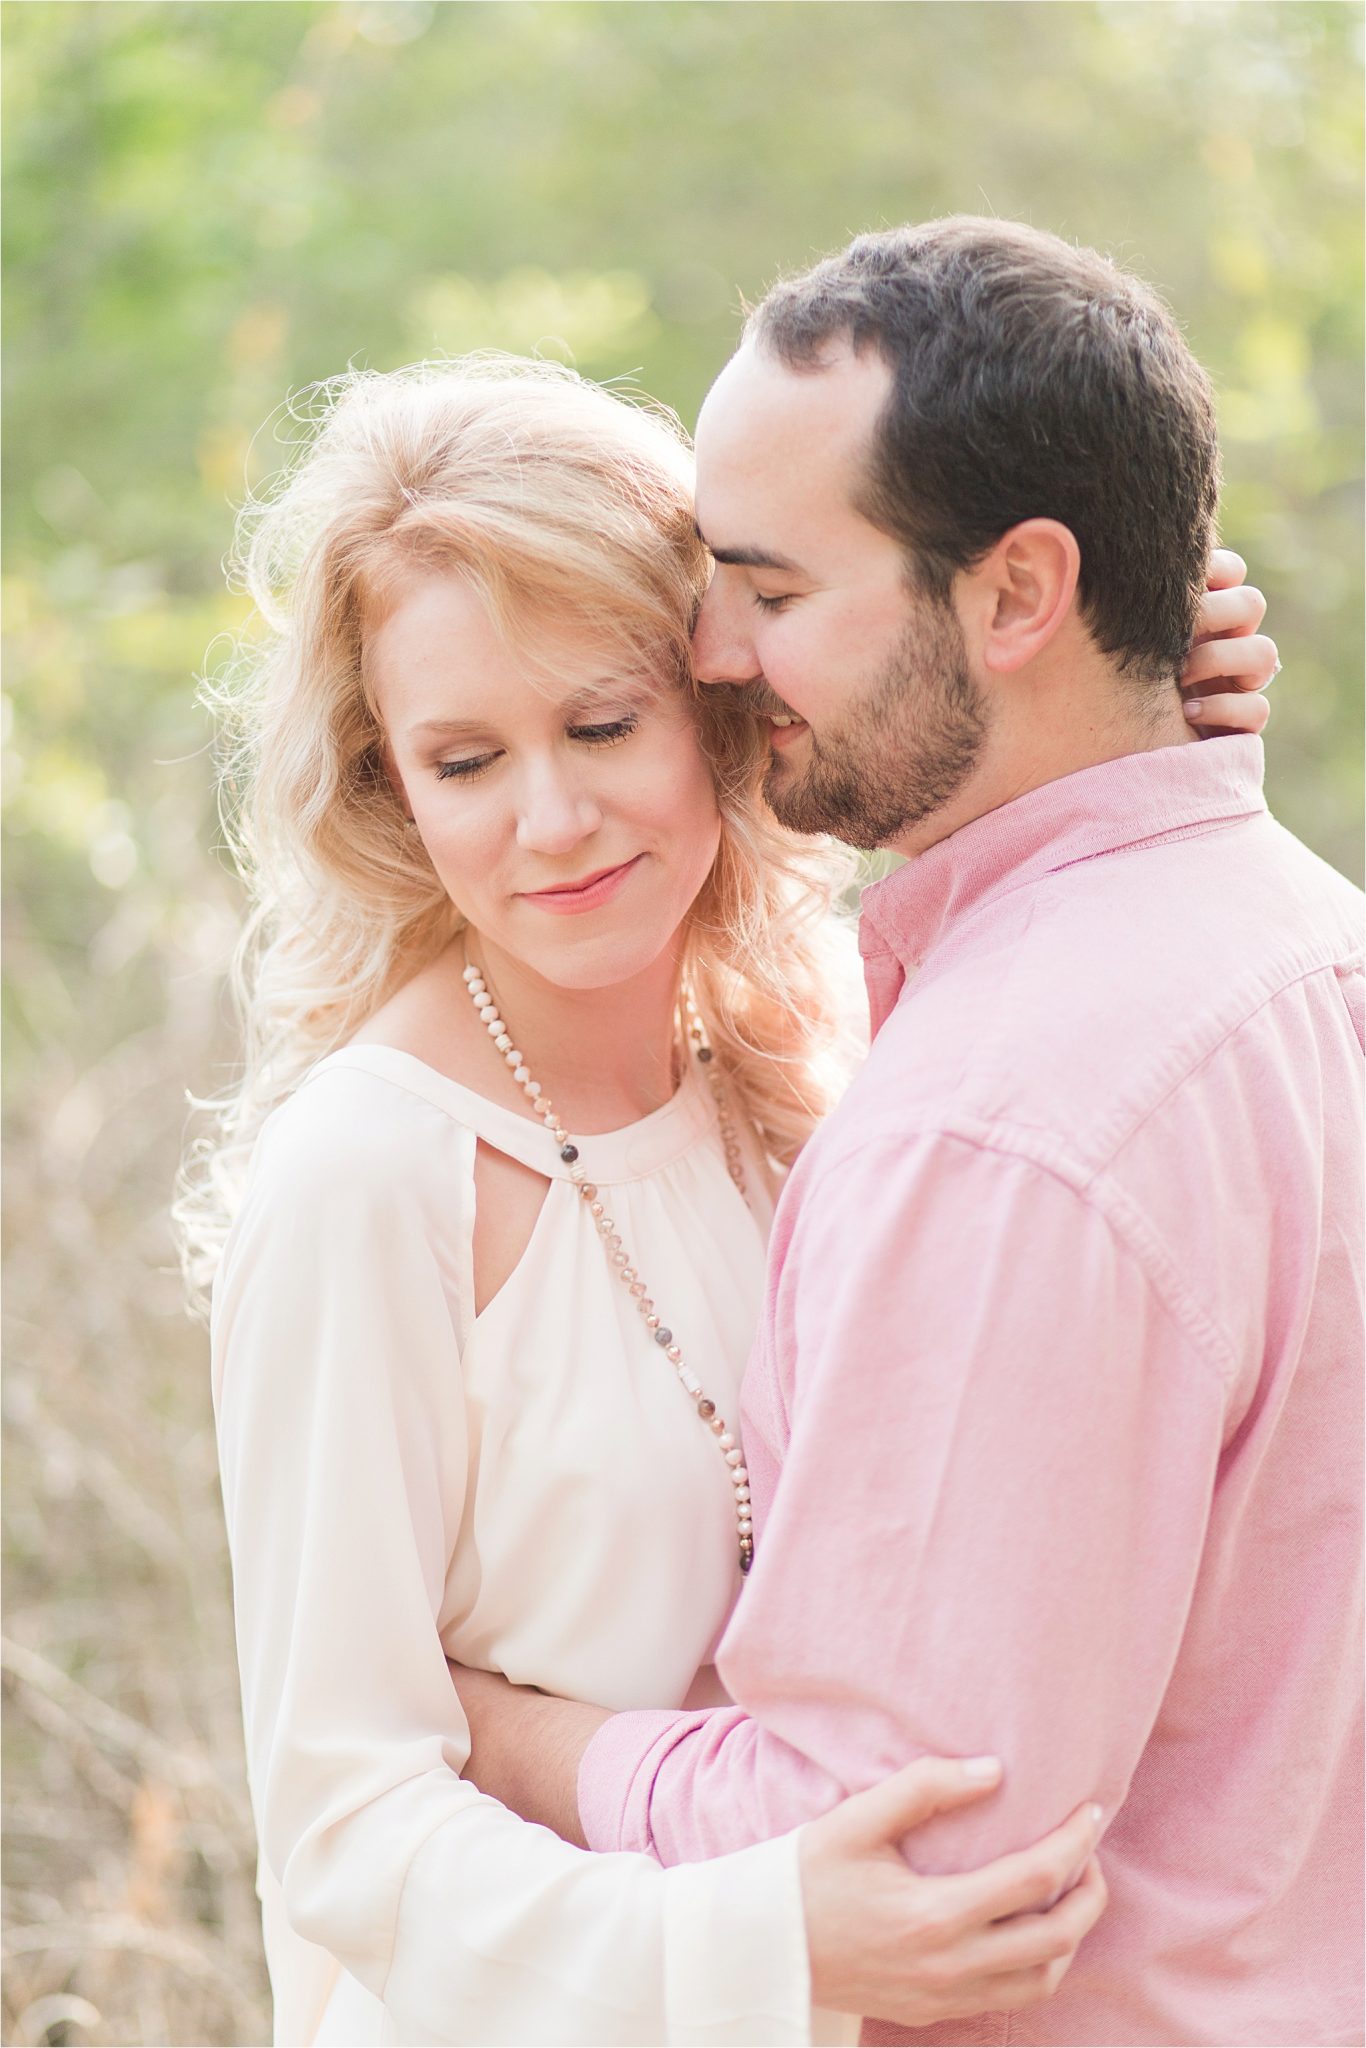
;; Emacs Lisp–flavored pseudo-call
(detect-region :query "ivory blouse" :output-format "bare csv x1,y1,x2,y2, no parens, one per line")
211,1044,826,2047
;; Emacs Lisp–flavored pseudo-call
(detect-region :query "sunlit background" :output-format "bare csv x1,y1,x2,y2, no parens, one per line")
3,3,1362,2042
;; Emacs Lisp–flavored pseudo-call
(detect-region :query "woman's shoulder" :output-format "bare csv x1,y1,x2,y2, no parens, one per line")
250,1049,479,1210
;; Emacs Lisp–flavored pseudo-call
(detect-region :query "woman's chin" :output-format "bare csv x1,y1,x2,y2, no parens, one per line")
490,919,687,1000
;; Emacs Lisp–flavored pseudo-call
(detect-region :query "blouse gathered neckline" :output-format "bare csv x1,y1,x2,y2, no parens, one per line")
307,1042,715,1184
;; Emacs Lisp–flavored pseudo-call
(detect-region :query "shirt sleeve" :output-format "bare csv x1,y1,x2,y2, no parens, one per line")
211,1073,815,2046
578,1128,1231,1872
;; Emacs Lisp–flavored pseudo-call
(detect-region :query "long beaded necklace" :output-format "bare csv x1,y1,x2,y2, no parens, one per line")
461,955,756,1575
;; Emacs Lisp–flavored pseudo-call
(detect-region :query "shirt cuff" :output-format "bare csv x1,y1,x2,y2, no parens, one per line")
579,1706,707,1856
663,1827,817,2046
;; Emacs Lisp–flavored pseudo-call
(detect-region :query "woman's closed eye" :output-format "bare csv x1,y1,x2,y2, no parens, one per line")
434,715,639,783
436,752,499,783
569,715,638,748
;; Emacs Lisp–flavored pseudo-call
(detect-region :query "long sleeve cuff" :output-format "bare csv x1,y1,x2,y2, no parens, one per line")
664,1829,816,2045
579,1706,707,1855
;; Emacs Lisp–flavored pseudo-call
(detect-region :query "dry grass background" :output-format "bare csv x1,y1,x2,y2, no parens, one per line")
3,888,271,2045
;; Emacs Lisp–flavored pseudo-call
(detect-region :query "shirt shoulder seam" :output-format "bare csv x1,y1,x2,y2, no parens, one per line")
807,1121,1240,1397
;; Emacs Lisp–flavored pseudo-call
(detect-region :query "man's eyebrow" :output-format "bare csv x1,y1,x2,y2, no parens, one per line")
698,533,807,575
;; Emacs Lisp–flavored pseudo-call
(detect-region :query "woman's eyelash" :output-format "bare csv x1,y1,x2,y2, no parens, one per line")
570,716,638,746
433,716,639,783
753,592,793,614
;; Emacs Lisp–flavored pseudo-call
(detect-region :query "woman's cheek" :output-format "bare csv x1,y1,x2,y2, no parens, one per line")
415,796,499,908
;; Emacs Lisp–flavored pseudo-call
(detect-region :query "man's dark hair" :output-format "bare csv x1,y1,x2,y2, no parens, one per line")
746,217,1221,684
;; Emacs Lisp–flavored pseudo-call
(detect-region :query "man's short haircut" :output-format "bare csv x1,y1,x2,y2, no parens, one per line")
746,217,1221,684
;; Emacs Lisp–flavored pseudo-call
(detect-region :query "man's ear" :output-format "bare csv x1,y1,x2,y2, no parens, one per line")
962,519,1081,676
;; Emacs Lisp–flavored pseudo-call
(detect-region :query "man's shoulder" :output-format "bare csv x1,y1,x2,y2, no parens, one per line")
837,810,1363,1179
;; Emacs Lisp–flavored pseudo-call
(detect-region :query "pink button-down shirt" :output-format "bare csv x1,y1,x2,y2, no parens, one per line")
579,737,1365,2047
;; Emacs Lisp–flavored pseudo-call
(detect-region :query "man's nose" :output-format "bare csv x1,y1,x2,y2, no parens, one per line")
516,764,603,855
691,582,763,689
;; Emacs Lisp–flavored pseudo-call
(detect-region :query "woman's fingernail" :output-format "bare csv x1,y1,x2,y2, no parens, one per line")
962,1755,1003,1782
1184,699,1204,718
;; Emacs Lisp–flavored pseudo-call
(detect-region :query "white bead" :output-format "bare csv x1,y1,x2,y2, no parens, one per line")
475,993,493,1010
725,1448,743,1467
495,1033,512,1052
731,1466,748,1486
504,1049,521,1066
514,1066,530,1084
735,1485,750,1503
486,1017,504,1035
680,1369,701,1395
462,966,477,983
718,1432,735,1451
526,1081,541,1096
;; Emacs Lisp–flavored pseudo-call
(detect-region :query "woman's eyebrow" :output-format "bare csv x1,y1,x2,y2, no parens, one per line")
407,716,491,741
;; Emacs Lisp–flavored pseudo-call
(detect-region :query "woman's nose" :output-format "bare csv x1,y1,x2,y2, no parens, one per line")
515,765,603,855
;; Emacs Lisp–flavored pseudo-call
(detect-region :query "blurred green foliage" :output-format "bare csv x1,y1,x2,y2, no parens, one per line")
1,6,1361,2041
3,0,1363,1096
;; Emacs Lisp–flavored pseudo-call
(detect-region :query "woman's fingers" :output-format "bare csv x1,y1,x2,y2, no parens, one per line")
968,1856,1109,1978
942,1800,1104,1926
924,1861,1108,2023
1182,629,1278,689
1204,546,1249,593
1191,581,1266,644
1184,689,1272,735
833,1754,1005,1850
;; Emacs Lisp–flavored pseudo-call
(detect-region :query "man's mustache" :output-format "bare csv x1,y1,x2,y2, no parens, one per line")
700,681,796,722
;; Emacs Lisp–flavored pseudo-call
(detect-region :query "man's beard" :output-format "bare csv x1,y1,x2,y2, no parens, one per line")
762,599,988,850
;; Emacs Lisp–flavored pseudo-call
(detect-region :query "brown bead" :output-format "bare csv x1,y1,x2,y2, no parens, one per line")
697,1398,716,1420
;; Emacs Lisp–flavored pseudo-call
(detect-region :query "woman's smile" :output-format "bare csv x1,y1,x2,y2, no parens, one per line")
517,853,645,915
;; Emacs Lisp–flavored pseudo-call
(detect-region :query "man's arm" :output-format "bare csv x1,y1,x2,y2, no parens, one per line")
449,1664,607,1846
569,1130,1231,1868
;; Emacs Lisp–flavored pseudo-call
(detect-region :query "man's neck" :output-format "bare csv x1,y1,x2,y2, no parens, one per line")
888,672,1196,862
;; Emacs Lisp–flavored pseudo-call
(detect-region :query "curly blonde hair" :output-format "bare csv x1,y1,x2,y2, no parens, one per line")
178,356,860,1304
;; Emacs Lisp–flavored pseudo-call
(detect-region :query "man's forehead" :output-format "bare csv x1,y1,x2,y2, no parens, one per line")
698,340,888,443
693,340,891,527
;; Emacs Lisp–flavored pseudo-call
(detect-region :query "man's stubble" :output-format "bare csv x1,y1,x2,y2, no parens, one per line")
763,596,989,852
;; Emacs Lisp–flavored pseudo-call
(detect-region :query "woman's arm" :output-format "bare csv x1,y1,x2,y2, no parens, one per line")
212,1070,816,2046
452,1664,1107,2030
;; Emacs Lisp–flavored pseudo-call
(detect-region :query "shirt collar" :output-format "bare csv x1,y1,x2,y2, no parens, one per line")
858,736,1268,1031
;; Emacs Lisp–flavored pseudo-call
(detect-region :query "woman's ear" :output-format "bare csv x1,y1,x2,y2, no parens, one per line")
968,519,1081,675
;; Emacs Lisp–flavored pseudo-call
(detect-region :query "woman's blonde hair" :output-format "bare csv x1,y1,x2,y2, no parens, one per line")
177,356,859,1304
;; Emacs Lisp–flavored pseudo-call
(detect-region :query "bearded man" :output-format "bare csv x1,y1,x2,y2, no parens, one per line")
456,218,1363,2048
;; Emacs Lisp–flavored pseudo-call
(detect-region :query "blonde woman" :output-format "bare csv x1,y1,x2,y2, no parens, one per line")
185,360,1267,2047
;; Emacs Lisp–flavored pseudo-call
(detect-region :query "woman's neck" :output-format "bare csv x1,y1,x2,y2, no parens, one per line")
461,928,684,1133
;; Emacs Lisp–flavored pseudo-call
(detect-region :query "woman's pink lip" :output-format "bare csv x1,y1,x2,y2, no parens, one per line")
518,855,643,914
